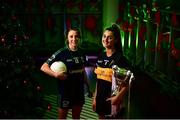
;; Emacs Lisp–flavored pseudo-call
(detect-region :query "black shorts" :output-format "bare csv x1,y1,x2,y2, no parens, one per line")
95,98,111,116
57,93,85,109
57,74,85,109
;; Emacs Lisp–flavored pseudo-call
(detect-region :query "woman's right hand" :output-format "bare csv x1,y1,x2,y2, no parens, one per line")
54,72,67,80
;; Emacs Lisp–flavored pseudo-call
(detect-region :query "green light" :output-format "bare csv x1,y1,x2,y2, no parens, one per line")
128,33,131,48
136,21,139,49
155,26,159,50
120,30,125,48
145,39,147,49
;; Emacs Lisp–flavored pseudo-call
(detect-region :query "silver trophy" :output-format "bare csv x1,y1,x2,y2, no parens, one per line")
109,65,135,118
111,65,132,96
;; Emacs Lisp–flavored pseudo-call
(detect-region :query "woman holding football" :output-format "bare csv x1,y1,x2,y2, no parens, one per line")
40,27,91,119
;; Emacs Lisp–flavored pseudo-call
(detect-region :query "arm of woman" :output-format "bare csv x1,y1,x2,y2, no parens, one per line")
115,84,128,104
106,83,128,105
40,62,67,80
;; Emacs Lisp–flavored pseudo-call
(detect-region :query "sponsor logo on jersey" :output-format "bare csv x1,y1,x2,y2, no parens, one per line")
94,67,113,82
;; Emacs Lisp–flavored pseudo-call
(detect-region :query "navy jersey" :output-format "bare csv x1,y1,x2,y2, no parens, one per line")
95,51,129,115
46,46,86,107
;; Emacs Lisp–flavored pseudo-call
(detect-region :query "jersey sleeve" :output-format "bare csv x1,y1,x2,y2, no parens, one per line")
45,48,65,66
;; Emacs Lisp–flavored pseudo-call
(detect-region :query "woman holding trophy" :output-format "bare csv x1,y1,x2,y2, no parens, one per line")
93,24,133,119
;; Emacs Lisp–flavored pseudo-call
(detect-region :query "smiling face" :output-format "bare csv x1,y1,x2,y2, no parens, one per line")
67,30,80,51
102,30,115,50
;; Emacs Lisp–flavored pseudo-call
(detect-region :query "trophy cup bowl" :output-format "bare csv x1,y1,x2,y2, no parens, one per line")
111,65,131,96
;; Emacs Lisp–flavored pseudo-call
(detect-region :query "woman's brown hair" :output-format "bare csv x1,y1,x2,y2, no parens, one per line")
64,27,81,45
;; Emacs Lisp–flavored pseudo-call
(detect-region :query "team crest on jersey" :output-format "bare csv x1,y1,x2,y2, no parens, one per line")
104,60,109,65
73,57,79,63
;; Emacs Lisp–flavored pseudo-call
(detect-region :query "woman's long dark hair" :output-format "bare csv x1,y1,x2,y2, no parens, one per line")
105,24,123,54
